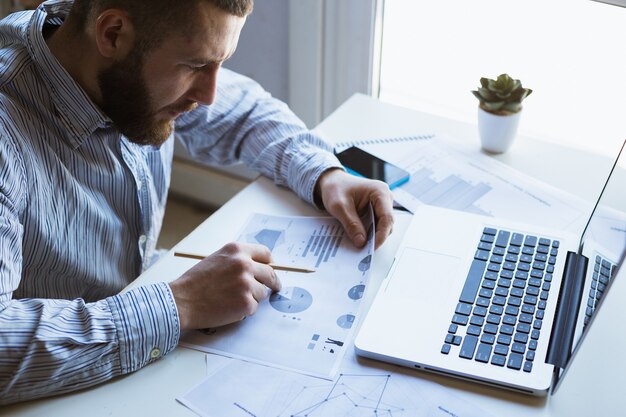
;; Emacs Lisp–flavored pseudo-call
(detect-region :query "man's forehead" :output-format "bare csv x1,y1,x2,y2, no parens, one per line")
168,6,245,61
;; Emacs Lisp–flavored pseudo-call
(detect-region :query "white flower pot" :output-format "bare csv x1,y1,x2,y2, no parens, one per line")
477,107,522,154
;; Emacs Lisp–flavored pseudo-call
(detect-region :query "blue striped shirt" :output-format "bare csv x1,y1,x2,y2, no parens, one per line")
0,0,340,404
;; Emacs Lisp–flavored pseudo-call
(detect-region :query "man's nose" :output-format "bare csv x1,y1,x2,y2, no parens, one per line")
188,69,218,106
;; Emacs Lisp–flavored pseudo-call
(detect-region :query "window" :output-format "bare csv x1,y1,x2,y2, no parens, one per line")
378,0,626,157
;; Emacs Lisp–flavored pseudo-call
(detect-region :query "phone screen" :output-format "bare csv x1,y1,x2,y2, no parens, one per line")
335,146,410,189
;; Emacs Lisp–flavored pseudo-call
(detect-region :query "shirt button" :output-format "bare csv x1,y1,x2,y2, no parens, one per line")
150,348,161,359
139,235,147,244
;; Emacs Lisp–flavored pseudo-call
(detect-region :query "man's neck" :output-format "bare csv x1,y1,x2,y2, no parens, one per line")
45,22,103,106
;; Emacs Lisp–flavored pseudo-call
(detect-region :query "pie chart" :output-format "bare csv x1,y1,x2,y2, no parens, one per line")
269,286,313,313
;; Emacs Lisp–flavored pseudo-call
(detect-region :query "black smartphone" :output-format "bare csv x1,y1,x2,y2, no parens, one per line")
335,146,410,189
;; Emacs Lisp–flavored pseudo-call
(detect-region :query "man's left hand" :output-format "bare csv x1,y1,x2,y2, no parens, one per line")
315,169,394,250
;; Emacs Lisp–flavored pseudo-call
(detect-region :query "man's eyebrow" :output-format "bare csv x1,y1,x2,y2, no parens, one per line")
186,52,235,66
186,58,222,66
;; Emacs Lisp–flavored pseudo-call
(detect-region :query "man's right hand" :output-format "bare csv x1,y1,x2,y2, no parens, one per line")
168,242,282,331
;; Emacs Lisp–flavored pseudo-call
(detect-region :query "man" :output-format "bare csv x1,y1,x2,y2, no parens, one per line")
0,0,394,405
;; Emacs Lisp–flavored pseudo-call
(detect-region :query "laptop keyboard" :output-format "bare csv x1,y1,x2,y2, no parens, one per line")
441,227,559,373
583,255,617,329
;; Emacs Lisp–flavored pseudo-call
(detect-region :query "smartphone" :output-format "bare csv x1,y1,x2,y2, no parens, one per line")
335,146,410,189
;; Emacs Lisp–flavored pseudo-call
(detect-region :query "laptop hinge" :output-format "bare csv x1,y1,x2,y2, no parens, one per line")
546,251,588,371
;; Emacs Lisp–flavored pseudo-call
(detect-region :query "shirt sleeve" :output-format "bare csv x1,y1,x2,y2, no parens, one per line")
0,135,180,405
174,67,343,205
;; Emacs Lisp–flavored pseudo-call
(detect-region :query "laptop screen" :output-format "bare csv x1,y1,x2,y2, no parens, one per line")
554,140,626,391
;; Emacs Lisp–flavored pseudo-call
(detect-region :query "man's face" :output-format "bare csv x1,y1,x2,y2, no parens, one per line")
98,3,245,146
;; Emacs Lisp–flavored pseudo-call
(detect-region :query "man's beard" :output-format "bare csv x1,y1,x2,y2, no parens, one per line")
97,49,174,147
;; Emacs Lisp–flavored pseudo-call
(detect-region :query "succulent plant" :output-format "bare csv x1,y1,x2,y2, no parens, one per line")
471,74,532,115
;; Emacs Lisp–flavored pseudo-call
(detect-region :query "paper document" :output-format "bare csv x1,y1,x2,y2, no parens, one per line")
181,209,375,379
178,351,492,417
360,137,590,233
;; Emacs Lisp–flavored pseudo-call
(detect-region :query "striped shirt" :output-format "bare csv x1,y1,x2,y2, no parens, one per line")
0,0,340,405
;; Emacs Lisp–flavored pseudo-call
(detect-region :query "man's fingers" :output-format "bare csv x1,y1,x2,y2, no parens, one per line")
245,242,273,264
252,262,282,293
375,213,394,249
338,211,367,247
372,191,395,249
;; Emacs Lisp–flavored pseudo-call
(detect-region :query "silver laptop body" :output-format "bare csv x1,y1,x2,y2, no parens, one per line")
355,142,626,396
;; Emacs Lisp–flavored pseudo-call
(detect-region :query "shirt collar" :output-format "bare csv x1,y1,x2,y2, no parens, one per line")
26,0,111,148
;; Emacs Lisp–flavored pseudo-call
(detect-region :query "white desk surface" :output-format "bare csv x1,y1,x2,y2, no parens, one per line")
3,94,625,417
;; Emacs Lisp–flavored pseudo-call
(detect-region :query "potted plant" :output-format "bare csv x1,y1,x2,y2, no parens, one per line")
471,74,532,153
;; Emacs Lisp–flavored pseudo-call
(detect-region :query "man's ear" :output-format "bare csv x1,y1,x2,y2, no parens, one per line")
94,9,135,60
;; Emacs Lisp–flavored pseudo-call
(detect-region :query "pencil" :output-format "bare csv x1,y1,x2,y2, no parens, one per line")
173,251,316,273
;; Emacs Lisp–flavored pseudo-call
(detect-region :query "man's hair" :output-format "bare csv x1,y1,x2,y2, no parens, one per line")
69,0,253,52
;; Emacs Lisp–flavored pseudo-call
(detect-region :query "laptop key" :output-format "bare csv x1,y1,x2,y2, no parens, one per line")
478,241,492,251
500,324,514,335
452,336,462,345
495,287,509,297
459,259,487,304
511,342,526,354
523,361,533,372
507,353,524,370
455,302,473,316
452,314,469,325
484,323,498,334
470,315,485,326
511,287,524,297
473,306,488,317
514,333,529,344
441,344,451,354
476,297,490,307
479,288,493,299
497,334,512,345
475,249,490,261
448,324,458,334
508,297,522,307
481,333,496,345
494,344,509,356
495,231,510,248
491,354,506,367
481,234,495,244
486,314,501,325
459,335,479,359
519,313,533,324
475,343,492,363
467,326,481,336
526,286,540,296
524,235,537,247
510,233,524,246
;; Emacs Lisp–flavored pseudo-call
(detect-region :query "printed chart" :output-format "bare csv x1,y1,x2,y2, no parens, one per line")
181,209,375,379
361,137,589,232
179,357,491,417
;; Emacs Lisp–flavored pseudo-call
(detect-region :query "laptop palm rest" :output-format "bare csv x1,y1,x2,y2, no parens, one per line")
356,245,465,364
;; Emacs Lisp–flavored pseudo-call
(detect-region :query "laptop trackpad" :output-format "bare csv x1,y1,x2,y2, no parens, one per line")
384,246,462,302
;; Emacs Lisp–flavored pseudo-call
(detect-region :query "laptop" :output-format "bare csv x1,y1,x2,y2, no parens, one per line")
355,141,626,396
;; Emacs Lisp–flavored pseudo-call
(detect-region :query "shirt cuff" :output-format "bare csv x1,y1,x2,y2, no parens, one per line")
287,141,344,206
106,282,180,374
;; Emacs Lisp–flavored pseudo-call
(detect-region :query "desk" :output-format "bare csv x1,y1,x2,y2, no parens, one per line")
3,95,624,417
